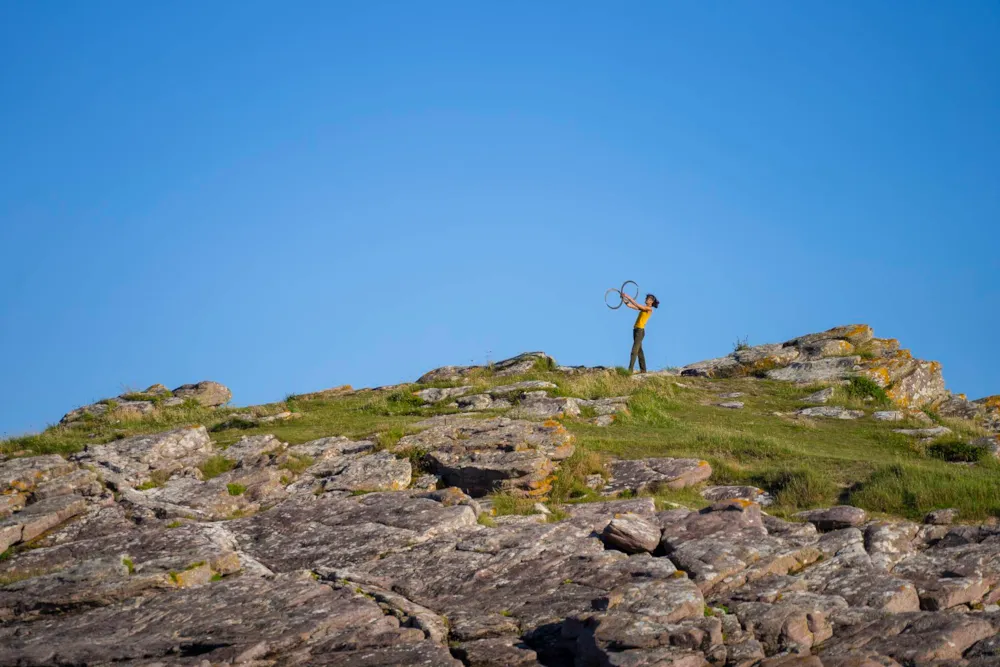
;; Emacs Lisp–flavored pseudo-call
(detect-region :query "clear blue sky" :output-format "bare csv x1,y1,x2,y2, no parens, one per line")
2,1,998,436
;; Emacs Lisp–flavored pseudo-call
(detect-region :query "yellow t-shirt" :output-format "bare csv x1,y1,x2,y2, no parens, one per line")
634,309,651,329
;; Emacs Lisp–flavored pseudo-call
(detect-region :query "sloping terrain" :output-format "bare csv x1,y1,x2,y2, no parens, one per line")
1,325,1000,666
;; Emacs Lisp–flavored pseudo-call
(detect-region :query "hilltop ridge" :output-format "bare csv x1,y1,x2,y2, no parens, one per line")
1,325,1000,665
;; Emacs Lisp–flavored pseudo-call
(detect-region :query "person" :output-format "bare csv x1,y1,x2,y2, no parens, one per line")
622,293,659,373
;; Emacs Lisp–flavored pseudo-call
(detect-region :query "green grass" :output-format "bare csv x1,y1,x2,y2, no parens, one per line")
122,557,135,575
226,483,247,496
199,455,236,480
279,454,314,474
5,365,999,522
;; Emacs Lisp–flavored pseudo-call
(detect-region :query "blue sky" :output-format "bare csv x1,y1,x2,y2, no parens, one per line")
1,1,998,436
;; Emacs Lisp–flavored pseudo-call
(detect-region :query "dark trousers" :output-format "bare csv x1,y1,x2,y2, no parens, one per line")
629,327,646,372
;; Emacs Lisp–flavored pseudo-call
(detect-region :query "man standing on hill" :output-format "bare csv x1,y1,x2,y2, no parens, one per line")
622,293,659,373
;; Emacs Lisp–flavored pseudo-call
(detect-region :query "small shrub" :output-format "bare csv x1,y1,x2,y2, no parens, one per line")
199,455,236,480
532,356,556,372
845,376,891,407
122,557,135,575
757,467,837,509
477,514,496,527
614,366,631,377
733,336,750,352
928,440,988,463
395,446,431,475
227,483,247,496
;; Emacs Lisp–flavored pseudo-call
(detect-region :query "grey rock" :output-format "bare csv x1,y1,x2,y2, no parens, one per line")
0,455,78,495
604,458,712,496
0,495,89,553
873,410,904,421
893,426,952,438
414,385,474,404
71,426,215,489
717,401,744,409
701,485,773,506
452,637,539,666
924,508,958,525
601,513,662,554
937,394,982,420
795,506,867,532
0,571,462,666
592,415,616,427
767,356,862,383
395,417,574,497
796,406,864,420
802,387,835,404
316,451,412,492
718,392,745,399
509,394,581,419
171,380,232,407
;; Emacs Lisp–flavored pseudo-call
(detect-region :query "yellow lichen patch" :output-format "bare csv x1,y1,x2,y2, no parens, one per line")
863,367,892,388
698,460,710,467
929,361,942,373
982,396,1000,411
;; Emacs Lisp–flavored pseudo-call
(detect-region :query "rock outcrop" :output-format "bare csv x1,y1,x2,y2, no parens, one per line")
4,330,1000,665
60,381,232,424
680,325,954,410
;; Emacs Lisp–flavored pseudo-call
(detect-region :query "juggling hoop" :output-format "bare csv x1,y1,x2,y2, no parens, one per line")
605,280,639,309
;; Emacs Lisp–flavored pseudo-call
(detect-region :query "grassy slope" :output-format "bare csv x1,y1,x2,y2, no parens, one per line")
3,364,996,522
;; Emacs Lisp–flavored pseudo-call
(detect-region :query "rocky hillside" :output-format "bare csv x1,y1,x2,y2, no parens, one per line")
2,325,1000,666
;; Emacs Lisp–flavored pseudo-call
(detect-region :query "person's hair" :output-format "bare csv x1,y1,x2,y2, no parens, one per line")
645,293,660,308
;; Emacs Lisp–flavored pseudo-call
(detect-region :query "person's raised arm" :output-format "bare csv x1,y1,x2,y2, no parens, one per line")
622,294,652,312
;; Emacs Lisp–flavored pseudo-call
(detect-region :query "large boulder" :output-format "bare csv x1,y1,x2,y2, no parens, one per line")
171,380,232,407
71,426,215,489
678,325,953,410
393,417,574,497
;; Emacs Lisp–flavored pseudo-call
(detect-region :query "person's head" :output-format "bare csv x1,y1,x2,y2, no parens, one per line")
645,294,660,308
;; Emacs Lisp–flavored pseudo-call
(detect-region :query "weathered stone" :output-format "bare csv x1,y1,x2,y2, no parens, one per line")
601,513,662,554
230,490,478,571
605,458,712,496
802,387,836,404
680,356,740,378
171,380,232,406
701,485,773,506
143,466,289,520
593,414,616,427
886,360,947,410
71,426,215,489
414,385,474,403
396,417,573,497
924,508,958,525
291,435,376,459
767,356,862,383
418,352,554,384
937,394,982,420
316,451,412,492
0,571,462,666
892,426,952,438
795,506,867,532
0,455,77,495
785,325,875,348
717,401,744,409
453,637,540,666
0,495,89,552
796,406,864,420
873,410,904,421
509,393,581,419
